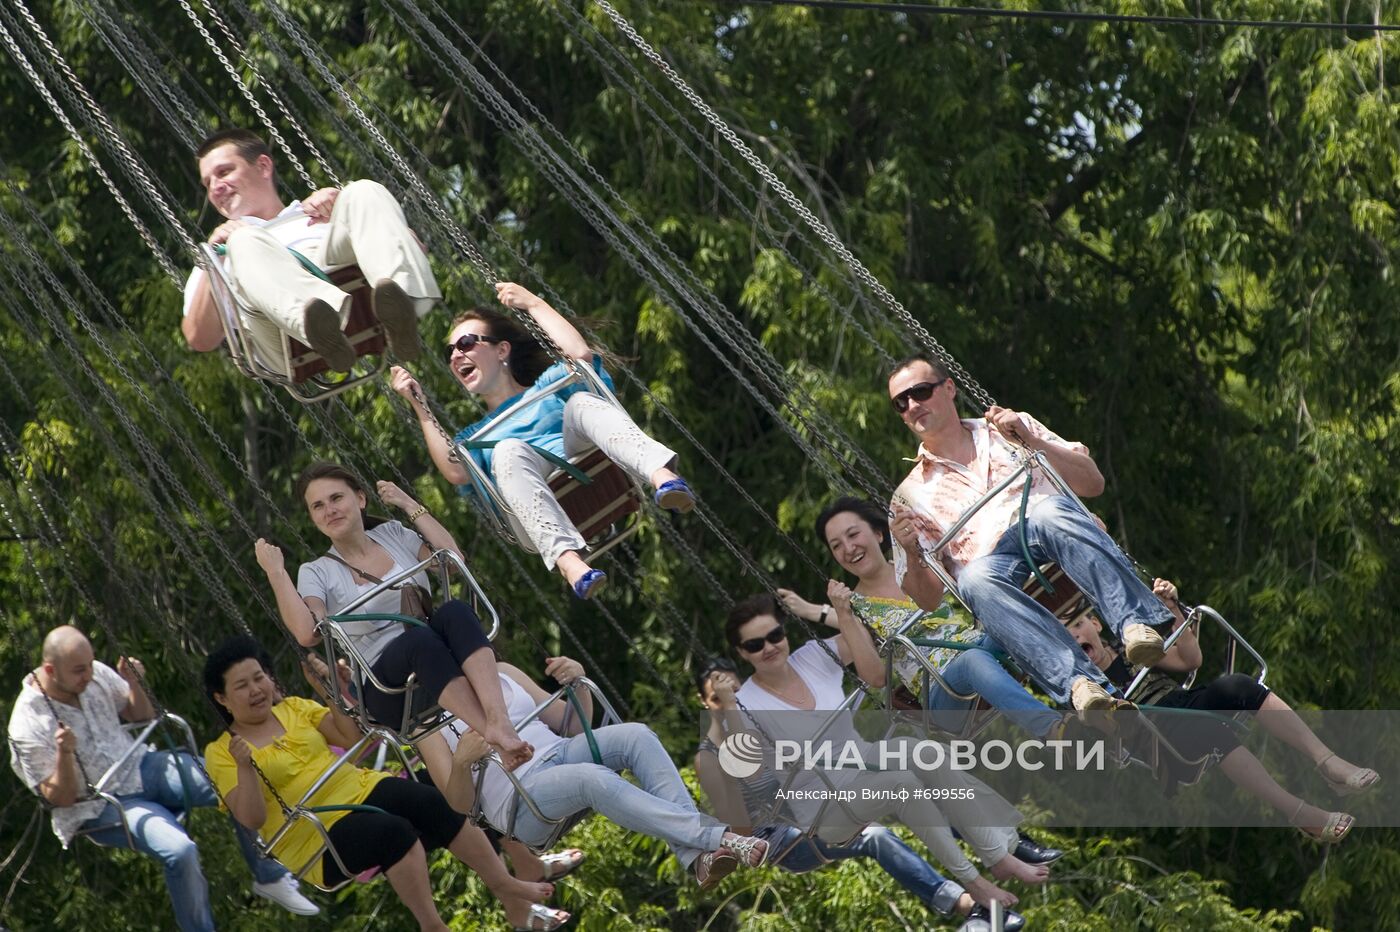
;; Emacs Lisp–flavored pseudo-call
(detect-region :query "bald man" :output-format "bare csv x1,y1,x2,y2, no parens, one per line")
7,627,318,929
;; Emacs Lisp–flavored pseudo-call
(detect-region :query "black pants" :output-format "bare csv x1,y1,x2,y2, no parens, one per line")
365,599,491,728
1149,673,1272,763
321,777,468,886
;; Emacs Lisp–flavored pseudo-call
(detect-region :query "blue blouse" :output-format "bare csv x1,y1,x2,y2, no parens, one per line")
453,354,614,488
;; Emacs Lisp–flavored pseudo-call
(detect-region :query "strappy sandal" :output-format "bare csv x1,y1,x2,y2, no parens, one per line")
1316,753,1380,797
1290,801,1354,844
511,904,571,932
537,848,586,882
719,833,769,867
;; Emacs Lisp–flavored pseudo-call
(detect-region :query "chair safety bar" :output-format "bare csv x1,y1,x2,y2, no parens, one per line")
317,549,500,743
197,243,386,404
471,677,621,853
451,366,645,558
754,687,875,866
257,729,414,892
67,712,199,850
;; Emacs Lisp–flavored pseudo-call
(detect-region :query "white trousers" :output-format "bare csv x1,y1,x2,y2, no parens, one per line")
491,393,676,569
803,739,1021,885
224,180,440,372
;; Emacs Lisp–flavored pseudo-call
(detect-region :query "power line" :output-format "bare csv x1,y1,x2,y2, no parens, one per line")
722,0,1400,32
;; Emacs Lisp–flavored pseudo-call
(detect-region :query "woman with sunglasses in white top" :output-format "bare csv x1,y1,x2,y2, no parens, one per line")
392,282,693,600
726,593,1051,912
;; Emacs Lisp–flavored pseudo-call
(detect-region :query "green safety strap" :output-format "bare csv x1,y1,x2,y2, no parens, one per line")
563,686,602,765
1017,468,1056,596
211,243,333,283
458,439,592,485
908,637,1010,663
325,611,428,628
307,803,391,816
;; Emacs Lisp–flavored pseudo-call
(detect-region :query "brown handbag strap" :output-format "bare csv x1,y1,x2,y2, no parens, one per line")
323,551,385,585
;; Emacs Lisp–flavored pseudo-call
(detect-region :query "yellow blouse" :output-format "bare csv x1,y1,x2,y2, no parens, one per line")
205,696,388,886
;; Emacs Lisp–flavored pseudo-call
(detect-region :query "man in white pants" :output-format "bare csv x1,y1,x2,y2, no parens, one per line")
182,128,440,374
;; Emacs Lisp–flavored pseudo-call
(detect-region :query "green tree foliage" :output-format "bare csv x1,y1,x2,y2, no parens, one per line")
2,0,1397,928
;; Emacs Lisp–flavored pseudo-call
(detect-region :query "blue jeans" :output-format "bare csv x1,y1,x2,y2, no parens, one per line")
509,722,726,867
925,636,1062,737
956,495,1175,704
762,824,966,915
82,751,287,932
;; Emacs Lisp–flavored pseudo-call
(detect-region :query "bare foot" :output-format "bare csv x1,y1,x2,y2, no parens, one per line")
989,853,1051,885
556,551,592,588
965,875,1018,909
502,838,547,883
1318,754,1379,792
953,892,977,917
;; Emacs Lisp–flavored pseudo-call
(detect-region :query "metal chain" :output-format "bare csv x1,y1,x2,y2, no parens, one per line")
175,0,326,190
71,0,202,147
592,0,994,410
7,0,200,263
0,9,183,285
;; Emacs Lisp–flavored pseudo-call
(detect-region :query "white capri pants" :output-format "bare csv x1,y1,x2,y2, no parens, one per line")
223,180,440,372
491,392,676,569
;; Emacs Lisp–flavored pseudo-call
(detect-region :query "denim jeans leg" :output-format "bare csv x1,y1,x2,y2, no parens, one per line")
1023,496,1175,637
956,544,1110,704
83,794,215,932
929,643,1061,737
837,827,965,916
511,724,725,867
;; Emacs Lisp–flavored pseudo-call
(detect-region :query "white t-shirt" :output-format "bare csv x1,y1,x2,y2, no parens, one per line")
735,638,871,825
473,673,567,832
735,638,848,713
7,662,144,847
182,200,328,317
296,521,432,667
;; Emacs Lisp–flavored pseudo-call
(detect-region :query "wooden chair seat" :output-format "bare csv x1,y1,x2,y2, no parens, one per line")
547,447,641,542
287,266,387,382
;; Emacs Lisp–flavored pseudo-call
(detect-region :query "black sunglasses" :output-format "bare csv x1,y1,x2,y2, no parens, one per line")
891,378,948,414
736,625,786,654
443,332,501,363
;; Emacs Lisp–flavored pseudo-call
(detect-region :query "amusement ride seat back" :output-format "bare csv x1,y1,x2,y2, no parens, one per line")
286,265,386,382
198,244,389,402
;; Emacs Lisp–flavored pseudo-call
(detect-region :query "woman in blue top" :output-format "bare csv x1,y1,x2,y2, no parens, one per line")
394,282,693,599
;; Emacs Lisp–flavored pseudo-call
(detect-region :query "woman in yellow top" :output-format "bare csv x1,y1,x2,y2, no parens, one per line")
202,637,567,932
777,497,1060,738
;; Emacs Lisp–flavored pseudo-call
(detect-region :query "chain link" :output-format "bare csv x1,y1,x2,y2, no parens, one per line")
592,0,994,411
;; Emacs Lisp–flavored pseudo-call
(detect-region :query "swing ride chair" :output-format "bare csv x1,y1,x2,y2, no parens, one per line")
198,225,388,403
1112,603,1269,789
317,547,502,747
878,609,1009,741
754,685,885,867
452,362,645,560
468,676,622,854
27,711,200,851
254,728,418,893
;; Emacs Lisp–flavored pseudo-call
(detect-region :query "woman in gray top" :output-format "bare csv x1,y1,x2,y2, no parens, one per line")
255,461,532,780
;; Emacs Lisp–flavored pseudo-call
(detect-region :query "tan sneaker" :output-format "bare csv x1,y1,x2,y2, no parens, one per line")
1070,676,1114,712
693,850,737,890
302,298,355,372
1122,623,1165,666
372,279,421,361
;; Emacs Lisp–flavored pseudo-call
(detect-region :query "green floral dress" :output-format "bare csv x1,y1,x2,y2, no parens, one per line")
851,593,981,701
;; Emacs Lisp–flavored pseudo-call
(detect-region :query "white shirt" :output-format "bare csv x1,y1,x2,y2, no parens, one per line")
475,674,567,832
182,200,327,317
7,662,144,847
296,521,431,667
735,638,848,713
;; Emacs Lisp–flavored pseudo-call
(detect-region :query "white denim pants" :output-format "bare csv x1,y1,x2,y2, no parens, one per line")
492,392,676,568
